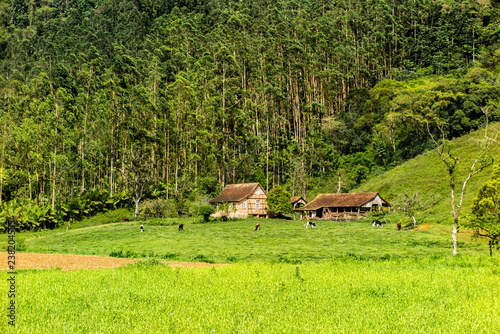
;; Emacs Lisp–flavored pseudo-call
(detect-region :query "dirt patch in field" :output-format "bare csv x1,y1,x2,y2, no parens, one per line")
1,252,225,271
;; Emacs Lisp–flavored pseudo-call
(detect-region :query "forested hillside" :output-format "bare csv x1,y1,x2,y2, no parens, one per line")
1,0,500,226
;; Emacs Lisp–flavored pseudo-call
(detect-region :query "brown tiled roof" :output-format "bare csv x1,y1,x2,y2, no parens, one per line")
209,183,264,203
290,196,305,203
296,192,389,211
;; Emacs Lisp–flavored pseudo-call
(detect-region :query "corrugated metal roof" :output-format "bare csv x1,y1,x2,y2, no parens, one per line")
209,183,263,203
296,192,389,211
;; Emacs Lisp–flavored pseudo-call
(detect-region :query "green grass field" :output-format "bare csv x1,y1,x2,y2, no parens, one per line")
2,257,500,333
4,215,499,332
17,216,494,262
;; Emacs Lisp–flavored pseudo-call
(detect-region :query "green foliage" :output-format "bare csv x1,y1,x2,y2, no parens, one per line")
472,163,500,221
109,249,140,259
0,189,135,231
267,186,293,215
0,200,60,231
1,0,499,211
139,199,176,219
468,163,500,253
198,205,215,222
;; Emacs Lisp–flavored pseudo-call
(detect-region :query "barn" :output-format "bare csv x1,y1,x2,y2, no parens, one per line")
295,192,390,221
209,183,268,218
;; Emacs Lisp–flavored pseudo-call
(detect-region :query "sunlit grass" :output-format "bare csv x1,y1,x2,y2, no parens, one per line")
1,257,499,333
19,217,493,262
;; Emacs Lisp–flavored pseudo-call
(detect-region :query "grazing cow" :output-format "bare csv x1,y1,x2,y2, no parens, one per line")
123,217,130,222
305,221,317,228
372,220,383,228
140,224,144,232
255,223,260,231
397,222,402,230
178,224,184,231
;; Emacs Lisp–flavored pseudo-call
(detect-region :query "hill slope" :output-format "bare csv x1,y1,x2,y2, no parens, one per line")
355,123,500,224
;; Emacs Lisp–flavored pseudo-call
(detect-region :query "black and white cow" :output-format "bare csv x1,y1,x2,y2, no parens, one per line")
305,221,317,228
372,220,383,228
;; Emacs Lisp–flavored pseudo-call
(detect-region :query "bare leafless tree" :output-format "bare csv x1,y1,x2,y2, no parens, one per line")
427,121,494,255
396,192,439,227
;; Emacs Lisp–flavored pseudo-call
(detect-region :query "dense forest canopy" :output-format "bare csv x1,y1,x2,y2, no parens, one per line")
1,0,500,227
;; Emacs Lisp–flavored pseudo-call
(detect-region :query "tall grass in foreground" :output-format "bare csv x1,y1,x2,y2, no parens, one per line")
2,257,499,333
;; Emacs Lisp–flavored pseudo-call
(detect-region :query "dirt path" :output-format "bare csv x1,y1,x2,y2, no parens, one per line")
1,252,225,271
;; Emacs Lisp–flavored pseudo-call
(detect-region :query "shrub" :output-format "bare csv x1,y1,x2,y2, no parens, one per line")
198,205,215,222
267,186,293,215
109,250,125,258
125,250,138,258
139,199,175,219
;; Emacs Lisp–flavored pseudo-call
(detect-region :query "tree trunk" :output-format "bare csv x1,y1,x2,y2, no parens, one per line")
452,215,458,255
134,173,141,218
134,197,140,218
52,146,57,211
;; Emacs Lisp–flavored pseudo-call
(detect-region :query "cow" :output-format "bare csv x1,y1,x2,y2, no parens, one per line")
178,224,184,231
305,221,317,228
397,222,402,230
140,224,144,232
123,217,130,222
372,220,383,228
255,223,260,231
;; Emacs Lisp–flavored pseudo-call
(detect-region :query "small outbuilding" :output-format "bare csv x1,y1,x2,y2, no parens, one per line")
209,183,268,218
290,196,307,210
295,192,390,221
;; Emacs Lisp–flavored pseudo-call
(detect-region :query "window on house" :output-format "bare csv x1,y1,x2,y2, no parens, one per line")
242,202,246,209
255,187,260,195
256,200,260,209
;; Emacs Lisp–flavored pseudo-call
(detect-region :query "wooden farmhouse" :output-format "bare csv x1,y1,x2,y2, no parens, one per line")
209,183,268,218
295,192,390,221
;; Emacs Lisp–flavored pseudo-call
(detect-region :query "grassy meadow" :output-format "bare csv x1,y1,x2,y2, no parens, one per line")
356,123,500,224
2,216,499,332
2,257,500,333
17,216,494,262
